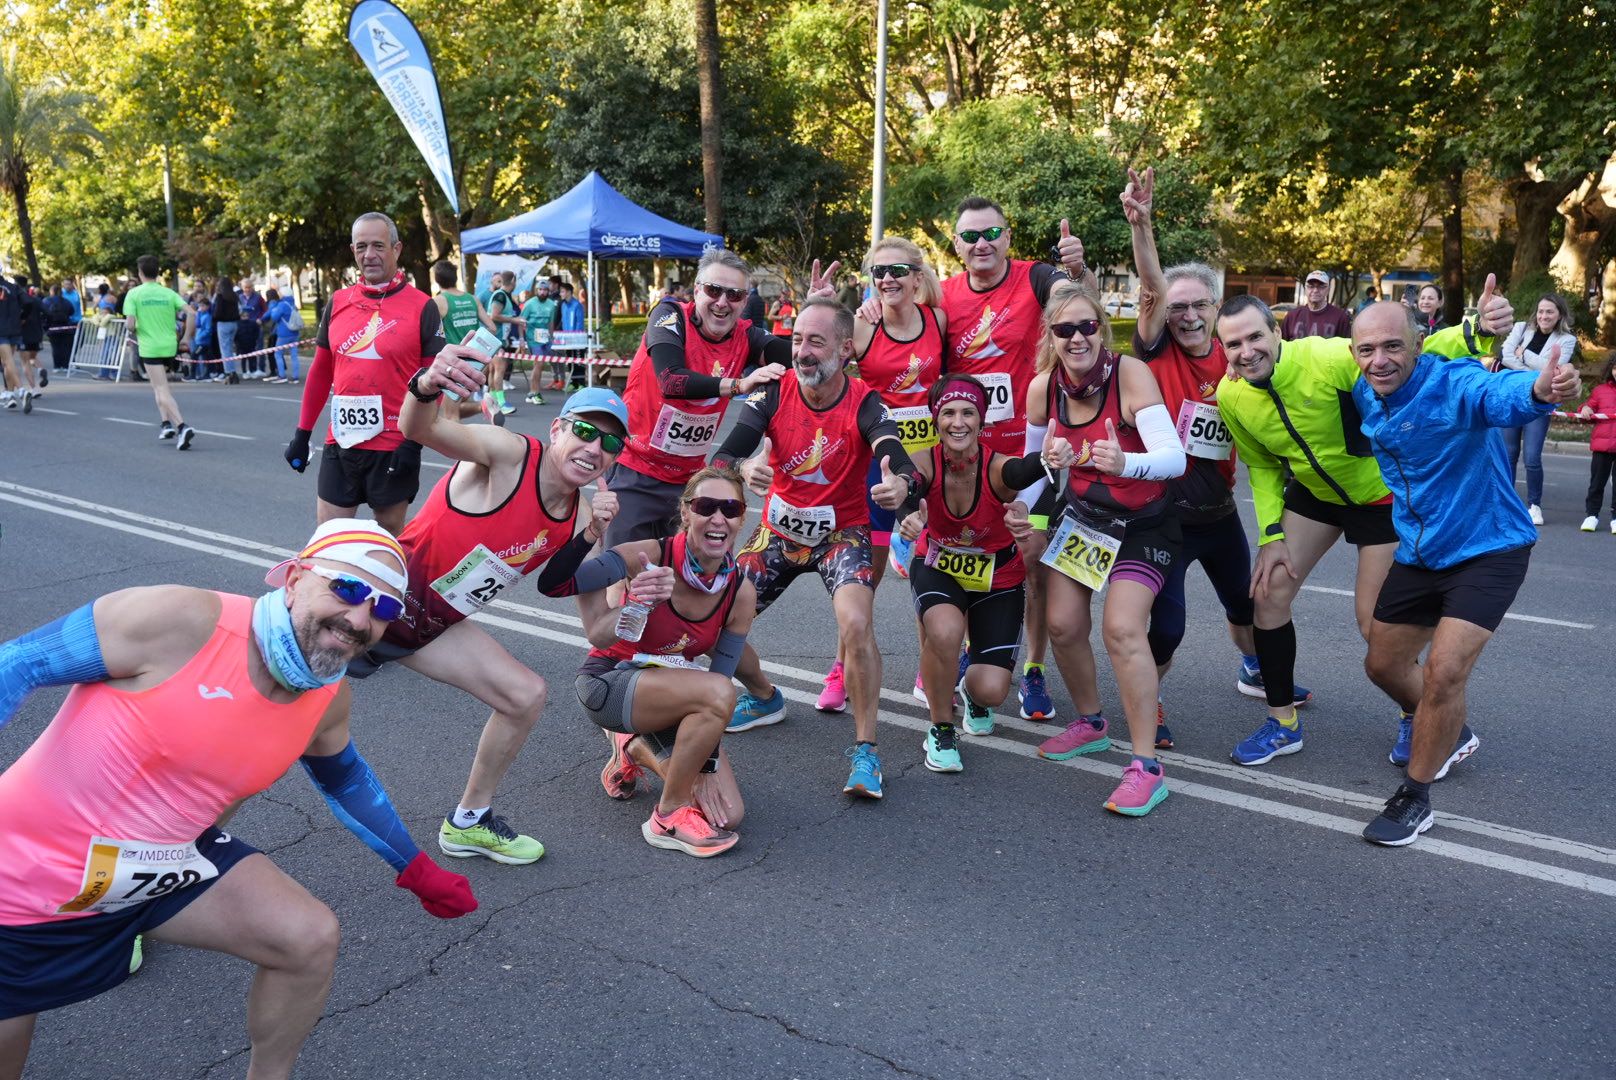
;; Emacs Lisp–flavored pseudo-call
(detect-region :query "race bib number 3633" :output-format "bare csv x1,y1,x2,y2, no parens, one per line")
1041,513,1124,591
57,836,218,914
330,394,384,448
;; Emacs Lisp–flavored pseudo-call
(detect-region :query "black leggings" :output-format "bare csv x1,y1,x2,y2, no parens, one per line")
1147,512,1255,666
1587,452,1616,516
910,561,1026,671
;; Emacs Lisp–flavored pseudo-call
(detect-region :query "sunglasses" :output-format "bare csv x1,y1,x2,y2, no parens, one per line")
1051,319,1102,339
869,263,915,280
957,227,1005,244
302,564,404,621
563,417,626,455
685,496,746,519
696,281,748,304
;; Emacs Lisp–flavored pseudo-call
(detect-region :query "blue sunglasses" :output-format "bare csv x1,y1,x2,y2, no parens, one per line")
303,564,405,621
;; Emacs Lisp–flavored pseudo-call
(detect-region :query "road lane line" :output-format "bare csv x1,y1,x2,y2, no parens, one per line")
31,407,79,415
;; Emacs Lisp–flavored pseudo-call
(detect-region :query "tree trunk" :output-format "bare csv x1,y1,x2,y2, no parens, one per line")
417,178,446,264
694,0,724,236
1508,173,1581,285
401,212,432,293
1440,165,1465,323
11,168,39,284
1597,257,1616,347
1550,155,1616,306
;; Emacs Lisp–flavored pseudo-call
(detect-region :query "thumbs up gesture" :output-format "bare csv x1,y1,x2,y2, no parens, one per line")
1091,418,1126,476
1055,218,1087,279
1534,344,1582,404
741,436,774,496
870,454,909,510
898,497,928,543
1475,273,1514,337
628,551,675,604
1043,434,1075,471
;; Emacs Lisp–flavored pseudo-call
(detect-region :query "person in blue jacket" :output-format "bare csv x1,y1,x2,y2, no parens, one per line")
1351,278,1582,847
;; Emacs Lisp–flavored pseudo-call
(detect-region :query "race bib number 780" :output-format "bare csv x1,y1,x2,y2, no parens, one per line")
57,836,218,915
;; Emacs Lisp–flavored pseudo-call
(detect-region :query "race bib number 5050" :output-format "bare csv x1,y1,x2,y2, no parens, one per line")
1176,400,1233,460
58,836,218,915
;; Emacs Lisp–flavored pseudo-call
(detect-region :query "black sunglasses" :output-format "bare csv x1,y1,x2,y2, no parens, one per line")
686,496,745,519
869,263,915,280
1051,319,1102,339
696,281,748,304
957,226,1005,244
563,417,625,455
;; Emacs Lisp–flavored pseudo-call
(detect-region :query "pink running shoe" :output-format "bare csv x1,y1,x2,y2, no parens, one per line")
1038,716,1112,760
641,804,739,857
1104,760,1169,817
601,731,641,801
912,670,926,702
817,661,848,713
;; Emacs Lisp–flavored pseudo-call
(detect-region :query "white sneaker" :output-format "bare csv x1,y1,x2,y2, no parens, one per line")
1528,504,1544,526
2,392,14,409
1582,515,1599,532
1610,521,1616,536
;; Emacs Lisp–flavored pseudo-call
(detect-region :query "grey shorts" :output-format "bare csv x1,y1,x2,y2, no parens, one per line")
575,665,644,734
602,463,683,546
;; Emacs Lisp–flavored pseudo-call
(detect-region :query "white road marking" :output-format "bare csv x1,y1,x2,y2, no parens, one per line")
102,417,150,426
252,395,302,403
31,407,79,415
4,481,1613,896
99,415,253,441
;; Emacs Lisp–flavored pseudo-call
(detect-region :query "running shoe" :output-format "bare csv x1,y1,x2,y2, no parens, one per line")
843,744,883,798
548,379,565,391
957,679,994,736
525,391,545,406
1582,515,1598,532
129,934,144,975
912,670,926,702
1432,724,1479,781
158,421,176,440
37,368,47,387
1038,715,1111,760
887,532,914,579
924,724,964,772
438,811,545,865
1362,783,1433,846
481,393,505,427
914,651,969,704
175,425,196,451
1104,759,1169,817
499,401,517,416
1610,521,1616,535
1236,662,1313,707
1231,716,1303,766
601,730,641,800
1018,665,1056,720
1389,712,1414,767
2,392,14,409
817,661,847,713
1155,699,1175,750
20,389,31,414
265,376,285,384
1528,504,1544,526
567,382,585,393
642,804,738,857
727,687,786,732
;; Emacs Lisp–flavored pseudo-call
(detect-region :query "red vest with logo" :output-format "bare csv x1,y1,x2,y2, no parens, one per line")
320,281,437,451
920,447,1025,589
858,308,944,410
941,260,1044,458
1050,363,1165,513
1146,336,1237,495
592,537,742,667
763,373,875,540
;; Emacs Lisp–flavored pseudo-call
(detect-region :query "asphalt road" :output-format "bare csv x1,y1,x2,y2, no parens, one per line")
3,375,1613,1080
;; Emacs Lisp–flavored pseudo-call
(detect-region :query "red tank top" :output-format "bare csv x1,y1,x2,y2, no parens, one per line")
619,302,756,484
858,307,944,409
763,373,875,543
388,437,579,648
1049,361,1165,513
941,260,1044,458
589,537,743,669
318,281,437,451
920,447,1025,589
1145,335,1238,494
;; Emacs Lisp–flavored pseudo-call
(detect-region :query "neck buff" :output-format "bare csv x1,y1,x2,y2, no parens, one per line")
251,589,347,691
1056,346,1115,401
673,531,736,595
358,269,407,299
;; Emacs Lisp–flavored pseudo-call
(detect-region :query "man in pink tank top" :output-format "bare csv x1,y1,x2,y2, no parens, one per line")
0,520,476,1080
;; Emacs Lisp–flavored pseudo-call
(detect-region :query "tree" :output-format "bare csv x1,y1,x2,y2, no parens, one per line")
694,0,724,234
0,46,101,281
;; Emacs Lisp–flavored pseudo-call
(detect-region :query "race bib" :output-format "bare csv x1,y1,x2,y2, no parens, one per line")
887,404,938,455
925,541,994,592
58,836,219,915
1042,511,1125,591
330,394,384,448
649,404,722,458
977,372,1015,424
532,328,551,345
430,543,523,616
1176,400,1233,460
624,653,709,671
766,494,836,547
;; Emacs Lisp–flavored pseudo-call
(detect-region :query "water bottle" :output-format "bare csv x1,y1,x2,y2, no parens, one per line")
614,593,652,642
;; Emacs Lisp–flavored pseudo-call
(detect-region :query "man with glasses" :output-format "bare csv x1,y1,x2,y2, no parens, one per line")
940,195,1092,722
284,212,445,538
1283,271,1354,340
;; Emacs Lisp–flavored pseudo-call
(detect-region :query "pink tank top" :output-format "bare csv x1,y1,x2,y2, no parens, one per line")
0,593,338,924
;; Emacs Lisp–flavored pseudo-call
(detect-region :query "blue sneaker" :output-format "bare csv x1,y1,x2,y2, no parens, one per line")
1236,662,1313,708
1433,724,1479,781
1389,712,1414,767
727,687,786,733
887,532,914,579
1231,716,1304,766
1018,666,1056,720
843,744,883,798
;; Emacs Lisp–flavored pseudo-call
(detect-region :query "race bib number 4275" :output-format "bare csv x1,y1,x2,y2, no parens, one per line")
766,494,835,547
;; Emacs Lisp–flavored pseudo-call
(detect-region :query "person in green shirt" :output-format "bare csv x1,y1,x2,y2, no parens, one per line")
431,260,504,425
484,271,526,417
124,254,198,449
520,280,561,403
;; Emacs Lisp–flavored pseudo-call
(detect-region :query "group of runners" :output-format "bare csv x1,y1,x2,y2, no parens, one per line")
0,177,1583,1074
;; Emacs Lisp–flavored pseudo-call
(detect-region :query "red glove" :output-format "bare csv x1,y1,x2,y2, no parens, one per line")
395,852,477,918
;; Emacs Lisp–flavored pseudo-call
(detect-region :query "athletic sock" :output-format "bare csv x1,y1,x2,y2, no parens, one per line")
1400,709,1415,721
1023,661,1042,675
1251,622,1297,711
1081,712,1105,729
452,805,490,829
1273,711,1300,731
1132,755,1162,775
1402,778,1431,802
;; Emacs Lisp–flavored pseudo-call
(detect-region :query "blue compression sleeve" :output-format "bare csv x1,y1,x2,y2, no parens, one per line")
709,629,747,679
0,603,109,730
300,741,422,872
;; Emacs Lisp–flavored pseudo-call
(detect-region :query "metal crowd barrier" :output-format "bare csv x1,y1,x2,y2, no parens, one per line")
65,317,132,381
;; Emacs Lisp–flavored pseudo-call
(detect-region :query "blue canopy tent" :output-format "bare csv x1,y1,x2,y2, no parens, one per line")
462,172,723,382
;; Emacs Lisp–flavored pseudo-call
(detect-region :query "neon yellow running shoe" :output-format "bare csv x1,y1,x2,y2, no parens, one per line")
438,812,545,865
129,934,144,975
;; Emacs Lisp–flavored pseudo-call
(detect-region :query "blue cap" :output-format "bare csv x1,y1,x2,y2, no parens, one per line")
561,386,629,430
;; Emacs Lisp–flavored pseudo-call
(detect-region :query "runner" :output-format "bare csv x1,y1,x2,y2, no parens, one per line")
709,298,917,798
0,272,28,415
896,375,1048,772
123,255,197,447
430,259,504,426
604,249,840,547
1352,290,1577,845
16,276,44,393
484,270,525,415
537,464,758,857
284,212,446,538
521,278,561,401
1215,292,1512,768
1120,166,1310,751
1026,281,1186,816
337,356,629,865
0,520,475,1079
818,236,948,712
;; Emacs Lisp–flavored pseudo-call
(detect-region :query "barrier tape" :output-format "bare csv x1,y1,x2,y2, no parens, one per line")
171,339,316,366
1552,411,1612,421
495,348,631,367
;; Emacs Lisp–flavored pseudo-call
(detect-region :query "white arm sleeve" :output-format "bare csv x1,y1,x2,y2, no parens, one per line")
1120,404,1187,481
1018,422,1050,505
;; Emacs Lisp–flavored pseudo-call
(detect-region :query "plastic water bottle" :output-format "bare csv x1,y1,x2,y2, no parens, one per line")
614,589,654,642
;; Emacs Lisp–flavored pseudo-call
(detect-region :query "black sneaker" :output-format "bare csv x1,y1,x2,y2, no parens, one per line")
1433,724,1479,781
159,421,176,440
175,424,196,450
37,368,47,387
20,390,31,415
1363,784,1434,847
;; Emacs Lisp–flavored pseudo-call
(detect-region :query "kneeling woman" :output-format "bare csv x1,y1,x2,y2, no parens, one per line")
538,465,757,856
1026,282,1185,816
897,374,1048,773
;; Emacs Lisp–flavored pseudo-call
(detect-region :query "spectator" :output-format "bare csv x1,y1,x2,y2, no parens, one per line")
741,283,766,327
556,280,586,389
263,287,300,384
521,278,561,396
1578,356,1616,534
1282,271,1353,339
42,284,74,371
237,279,265,377
768,291,795,337
1354,286,1380,315
190,296,216,381
836,273,862,310
62,278,83,324
1413,283,1445,338
484,270,524,416
0,273,27,409
17,275,45,389
1500,293,1580,525
213,273,240,382
94,282,115,314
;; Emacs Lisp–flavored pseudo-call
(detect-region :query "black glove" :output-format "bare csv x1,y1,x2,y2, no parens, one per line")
388,439,422,476
284,428,312,473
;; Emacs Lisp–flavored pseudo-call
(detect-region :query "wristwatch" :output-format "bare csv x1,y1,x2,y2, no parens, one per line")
408,366,443,403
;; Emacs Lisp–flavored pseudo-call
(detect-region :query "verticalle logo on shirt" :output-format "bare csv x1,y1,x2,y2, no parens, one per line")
1074,439,1093,466
337,311,399,360
494,532,549,564
655,311,680,331
1199,380,1217,400
887,354,927,394
782,428,844,485
653,633,693,655
959,305,1006,361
